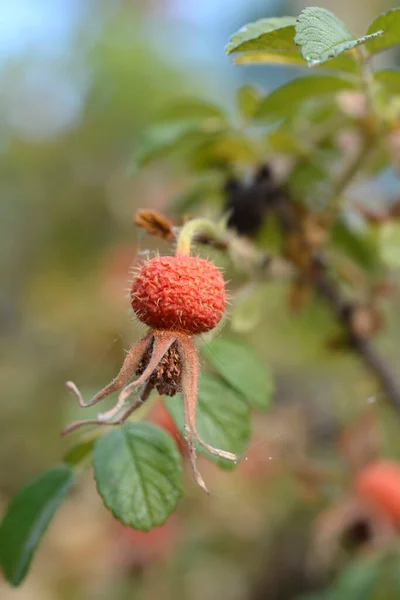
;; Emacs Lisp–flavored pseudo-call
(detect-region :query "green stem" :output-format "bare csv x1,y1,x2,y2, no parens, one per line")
326,135,373,213
356,46,380,128
176,218,224,255
324,48,378,216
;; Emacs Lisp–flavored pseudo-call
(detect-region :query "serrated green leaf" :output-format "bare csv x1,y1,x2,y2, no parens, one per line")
93,423,182,531
133,119,226,168
236,84,262,120
0,465,74,586
380,221,400,268
226,17,296,55
202,338,273,410
156,98,226,122
164,372,250,468
365,8,400,55
375,69,400,95
255,76,355,122
295,7,382,65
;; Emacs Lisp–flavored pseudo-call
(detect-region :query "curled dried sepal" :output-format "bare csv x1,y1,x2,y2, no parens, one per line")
63,331,237,493
134,209,176,242
177,335,237,494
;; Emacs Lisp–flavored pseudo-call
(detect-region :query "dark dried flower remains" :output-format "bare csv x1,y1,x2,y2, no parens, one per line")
136,340,181,397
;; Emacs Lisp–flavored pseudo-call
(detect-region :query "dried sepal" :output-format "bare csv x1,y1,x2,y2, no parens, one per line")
134,209,175,242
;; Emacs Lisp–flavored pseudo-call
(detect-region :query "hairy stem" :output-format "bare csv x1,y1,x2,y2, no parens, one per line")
176,217,225,255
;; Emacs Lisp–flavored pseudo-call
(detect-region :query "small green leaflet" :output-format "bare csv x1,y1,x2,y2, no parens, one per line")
375,69,400,96
236,85,262,121
365,8,400,55
155,98,226,122
132,119,226,168
64,437,96,466
93,422,182,531
230,284,267,334
295,7,382,66
164,372,250,469
254,75,356,122
226,16,296,55
168,175,223,214
188,130,259,170
0,464,74,586
202,338,273,410
332,219,381,274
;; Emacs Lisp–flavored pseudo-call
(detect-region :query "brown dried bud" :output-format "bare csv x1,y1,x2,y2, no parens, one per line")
349,305,383,340
285,233,311,269
373,280,397,299
302,215,329,250
136,341,181,397
134,209,175,242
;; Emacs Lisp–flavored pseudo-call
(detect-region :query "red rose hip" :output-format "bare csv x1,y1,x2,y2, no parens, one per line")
131,254,226,334
354,460,400,525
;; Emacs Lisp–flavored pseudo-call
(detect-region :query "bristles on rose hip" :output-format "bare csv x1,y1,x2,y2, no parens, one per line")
131,254,226,334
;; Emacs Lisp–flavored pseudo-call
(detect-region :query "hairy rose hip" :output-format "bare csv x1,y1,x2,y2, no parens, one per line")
131,254,226,333
63,221,236,494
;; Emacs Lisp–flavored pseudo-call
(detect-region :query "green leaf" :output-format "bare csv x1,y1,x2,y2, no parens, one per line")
0,465,74,586
236,84,262,120
168,175,223,214
380,222,400,268
133,119,226,168
188,130,258,170
332,219,381,273
226,11,359,71
375,69,400,96
295,7,382,65
267,127,306,155
156,98,226,122
164,372,250,468
64,438,95,466
331,555,382,600
288,161,328,200
365,8,400,55
93,422,182,531
230,284,267,333
255,76,355,122
202,338,273,410
226,17,297,55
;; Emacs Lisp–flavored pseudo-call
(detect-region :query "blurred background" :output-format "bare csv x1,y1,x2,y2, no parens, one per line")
1,0,400,599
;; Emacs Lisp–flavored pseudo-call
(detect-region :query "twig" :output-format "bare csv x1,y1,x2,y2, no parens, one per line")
314,274,400,411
